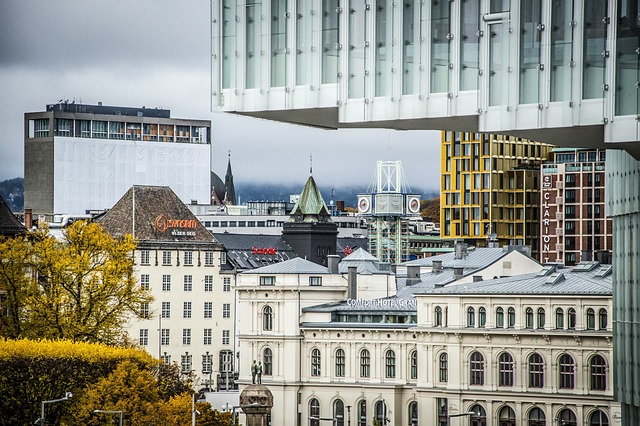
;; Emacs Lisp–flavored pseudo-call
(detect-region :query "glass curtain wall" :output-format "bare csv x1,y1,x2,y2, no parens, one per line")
460,0,480,91
222,0,237,89
402,1,422,95
322,0,340,84
348,0,367,98
519,0,542,104
271,0,288,87
550,0,574,102
375,0,393,96
430,0,451,93
489,21,510,106
296,0,314,86
615,0,639,115
246,0,263,89
583,1,608,100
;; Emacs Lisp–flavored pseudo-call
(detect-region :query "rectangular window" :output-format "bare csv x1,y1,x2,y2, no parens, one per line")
222,330,230,345
204,302,213,319
309,276,322,286
162,275,171,291
204,251,215,266
220,252,227,265
204,276,213,292
140,302,149,317
181,353,192,373
183,329,191,345
260,276,276,286
183,302,192,319
223,303,231,318
204,328,212,345
162,302,170,319
183,275,193,292
162,251,172,266
223,277,231,291
184,251,193,266
161,328,170,345
140,274,150,291
140,250,150,265
32,118,50,138
139,329,148,346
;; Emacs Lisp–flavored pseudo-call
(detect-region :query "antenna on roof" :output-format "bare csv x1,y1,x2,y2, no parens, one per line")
309,153,313,175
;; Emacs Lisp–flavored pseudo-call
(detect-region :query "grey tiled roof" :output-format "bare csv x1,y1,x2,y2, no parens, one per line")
402,246,537,270
338,247,394,275
213,233,297,270
243,257,329,275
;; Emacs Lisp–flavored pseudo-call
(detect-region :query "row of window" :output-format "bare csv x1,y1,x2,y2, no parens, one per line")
307,398,610,426
143,301,232,319
259,276,322,286
140,328,231,347
161,350,234,375
449,306,608,330
141,274,231,292
139,250,225,266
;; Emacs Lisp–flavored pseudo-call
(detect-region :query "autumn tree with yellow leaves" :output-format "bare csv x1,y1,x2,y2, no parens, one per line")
0,220,152,344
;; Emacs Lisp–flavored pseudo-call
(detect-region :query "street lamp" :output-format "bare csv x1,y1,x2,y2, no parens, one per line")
447,411,478,425
346,405,351,426
204,351,213,391
93,409,124,426
37,392,72,426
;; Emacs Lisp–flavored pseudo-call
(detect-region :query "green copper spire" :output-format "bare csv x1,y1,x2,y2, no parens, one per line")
288,175,333,223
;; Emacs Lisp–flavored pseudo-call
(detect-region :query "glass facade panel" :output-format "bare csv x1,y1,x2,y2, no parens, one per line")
222,0,237,89
402,1,421,95
519,0,541,104
582,0,608,100
271,0,288,87
430,1,450,93
489,21,509,106
375,0,392,96
460,0,480,91
550,0,573,102
246,0,263,89
615,0,640,115
348,0,366,98
296,0,313,85
322,0,340,84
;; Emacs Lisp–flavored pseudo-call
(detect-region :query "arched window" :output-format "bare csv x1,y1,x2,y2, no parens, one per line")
567,308,576,329
333,399,345,426
590,354,607,390
557,409,577,426
528,353,544,388
559,353,575,389
469,405,487,426
508,307,516,328
408,401,418,426
335,348,345,377
467,307,476,327
528,407,546,426
360,349,370,378
589,410,609,426
262,305,273,331
309,398,320,426
599,308,608,330
525,307,534,329
435,305,443,326
556,308,564,329
478,307,486,327
496,307,504,328
498,406,516,426
375,401,388,425
358,400,367,426
470,351,484,385
587,308,596,330
263,347,272,376
410,350,417,380
311,348,321,377
439,352,448,382
537,307,545,329
498,352,514,386
385,350,396,378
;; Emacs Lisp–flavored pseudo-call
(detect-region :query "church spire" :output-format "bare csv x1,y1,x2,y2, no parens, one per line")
224,151,237,205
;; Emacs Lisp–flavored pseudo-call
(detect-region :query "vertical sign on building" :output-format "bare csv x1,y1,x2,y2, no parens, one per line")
541,174,553,263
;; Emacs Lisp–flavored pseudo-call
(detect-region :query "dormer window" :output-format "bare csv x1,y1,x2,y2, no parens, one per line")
260,276,276,286
309,276,322,286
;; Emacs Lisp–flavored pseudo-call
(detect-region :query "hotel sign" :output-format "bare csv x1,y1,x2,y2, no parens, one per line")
347,298,417,310
541,175,552,263
154,214,197,236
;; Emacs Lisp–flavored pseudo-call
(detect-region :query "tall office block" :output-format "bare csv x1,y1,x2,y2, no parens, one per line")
24,102,211,219
440,132,552,259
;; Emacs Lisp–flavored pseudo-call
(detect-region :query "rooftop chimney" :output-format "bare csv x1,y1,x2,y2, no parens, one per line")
406,265,421,285
348,266,357,300
327,255,340,274
453,267,464,280
432,260,443,273
24,209,32,229
454,242,468,260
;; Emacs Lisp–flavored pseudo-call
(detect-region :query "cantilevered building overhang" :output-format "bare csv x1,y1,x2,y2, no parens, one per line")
211,1,639,153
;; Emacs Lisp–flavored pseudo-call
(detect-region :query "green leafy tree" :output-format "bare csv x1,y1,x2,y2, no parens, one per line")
0,221,152,344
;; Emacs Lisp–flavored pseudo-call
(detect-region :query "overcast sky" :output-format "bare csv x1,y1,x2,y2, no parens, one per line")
0,0,441,193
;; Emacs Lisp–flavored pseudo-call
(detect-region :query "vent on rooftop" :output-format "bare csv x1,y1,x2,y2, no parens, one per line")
544,272,565,285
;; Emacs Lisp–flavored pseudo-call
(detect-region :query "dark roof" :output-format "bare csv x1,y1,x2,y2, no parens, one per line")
213,233,297,270
99,186,216,243
0,195,26,237
336,237,369,258
46,102,171,118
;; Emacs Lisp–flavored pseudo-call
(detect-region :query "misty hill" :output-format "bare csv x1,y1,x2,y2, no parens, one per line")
0,178,23,212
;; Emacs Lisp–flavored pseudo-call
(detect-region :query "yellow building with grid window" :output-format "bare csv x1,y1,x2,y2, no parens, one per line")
440,132,552,260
